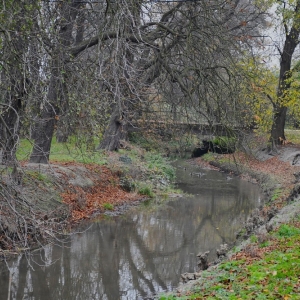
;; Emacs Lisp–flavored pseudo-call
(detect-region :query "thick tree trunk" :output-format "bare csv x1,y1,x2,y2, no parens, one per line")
29,104,56,164
270,3,300,145
56,7,84,144
270,106,287,146
0,3,28,165
29,60,61,163
0,39,29,165
0,102,20,164
97,106,128,151
29,1,83,162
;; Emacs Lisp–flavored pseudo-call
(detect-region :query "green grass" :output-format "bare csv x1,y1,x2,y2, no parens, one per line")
250,234,258,243
138,184,155,198
16,139,33,161
271,188,283,202
144,152,175,182
17,137,107,164
160,223,300,300
103,203,114,210
25,170,49,182
285,129,300,144
212,136,237,151
110,147,176,194
17,136,177,198
201,152,215,161
128,132,160,151
276,224,300,238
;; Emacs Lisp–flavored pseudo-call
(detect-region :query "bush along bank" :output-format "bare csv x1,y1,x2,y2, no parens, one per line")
159,147,300,299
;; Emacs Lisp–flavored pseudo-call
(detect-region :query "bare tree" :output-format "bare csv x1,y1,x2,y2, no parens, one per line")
0,0,268,163
30,1,87,163
95,0,267,150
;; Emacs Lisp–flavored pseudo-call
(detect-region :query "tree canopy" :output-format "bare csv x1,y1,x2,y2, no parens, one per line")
1,0,300,163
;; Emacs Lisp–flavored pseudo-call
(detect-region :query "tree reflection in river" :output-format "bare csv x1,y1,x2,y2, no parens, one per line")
0,167,262,300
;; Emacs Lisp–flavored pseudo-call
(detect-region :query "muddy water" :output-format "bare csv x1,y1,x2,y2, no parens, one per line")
0,163,263,300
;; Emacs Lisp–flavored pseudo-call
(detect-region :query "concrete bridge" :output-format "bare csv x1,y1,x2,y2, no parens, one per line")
128,120,244,136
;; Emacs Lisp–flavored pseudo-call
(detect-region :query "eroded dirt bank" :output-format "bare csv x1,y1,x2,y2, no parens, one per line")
1,149,172,256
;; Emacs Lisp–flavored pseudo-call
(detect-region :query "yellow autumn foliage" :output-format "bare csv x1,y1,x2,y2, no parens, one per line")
237,57,278,132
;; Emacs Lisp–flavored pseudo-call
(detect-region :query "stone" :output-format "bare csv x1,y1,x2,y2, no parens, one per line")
197,251,210,270
181,272,196,283
119,156,132,164
216,244,228,258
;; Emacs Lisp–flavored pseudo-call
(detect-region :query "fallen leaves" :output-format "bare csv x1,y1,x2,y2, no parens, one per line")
61,164,141,223
197,148,300,209
181,147,300,300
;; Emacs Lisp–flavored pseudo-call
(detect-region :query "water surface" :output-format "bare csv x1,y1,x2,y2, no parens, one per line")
0,163,263,300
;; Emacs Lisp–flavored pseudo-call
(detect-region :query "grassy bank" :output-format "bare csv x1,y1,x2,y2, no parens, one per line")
158,132,300,299
160,221,300,299
17,136,176,198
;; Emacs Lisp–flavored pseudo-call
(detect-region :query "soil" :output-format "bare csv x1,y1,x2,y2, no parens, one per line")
23,161,143,222
0,157,145,255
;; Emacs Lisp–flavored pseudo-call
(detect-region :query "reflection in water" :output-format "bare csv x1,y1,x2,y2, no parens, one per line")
0,164,263,300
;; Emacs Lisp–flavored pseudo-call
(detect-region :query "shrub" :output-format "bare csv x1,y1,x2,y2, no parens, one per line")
103,203,114,210
138,185,155,198
212,136,236,153
145,152,175,181
277,224,300,237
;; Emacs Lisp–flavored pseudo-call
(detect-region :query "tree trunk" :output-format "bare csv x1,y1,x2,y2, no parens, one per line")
270,3,300,145
29,72,58,164
56,7,85,144
97,105,128,151
56,121,70,143
97,1,142,152
270,106,287,146
55,80,69,143
0,102,20,164
29,104,56,164
0,46,26,164
29,1,83,162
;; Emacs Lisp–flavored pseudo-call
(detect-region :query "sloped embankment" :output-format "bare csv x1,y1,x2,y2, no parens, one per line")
162,146,300,299
0,161,142,255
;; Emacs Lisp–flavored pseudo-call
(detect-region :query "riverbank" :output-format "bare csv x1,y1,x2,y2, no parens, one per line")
2,137,300,297
0,145,176,257
1,147,261,299
159,144,300,299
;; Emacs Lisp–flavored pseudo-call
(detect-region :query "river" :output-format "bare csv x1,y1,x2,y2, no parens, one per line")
0,162,263,300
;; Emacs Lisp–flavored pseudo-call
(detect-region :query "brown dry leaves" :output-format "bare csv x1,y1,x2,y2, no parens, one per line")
231,152,300,208
232,152,295,186
60,163,140,223
196,149,300,208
